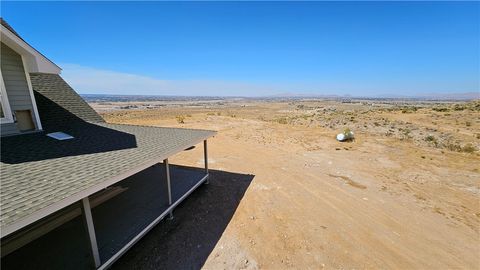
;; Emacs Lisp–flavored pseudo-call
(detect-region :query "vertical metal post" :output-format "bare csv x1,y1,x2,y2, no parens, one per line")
164,159,173,219
81,197,101,268
204,140,209,184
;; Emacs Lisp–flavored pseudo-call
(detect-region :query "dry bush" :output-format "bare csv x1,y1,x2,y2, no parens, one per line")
432,107,449,112
175,115,185,124
276,117,289,124
402,128,412,140
402,106,418,113
425,135,436,142
445,143,462,152
461,144,476,153
425,135,438,147
300,114,311,120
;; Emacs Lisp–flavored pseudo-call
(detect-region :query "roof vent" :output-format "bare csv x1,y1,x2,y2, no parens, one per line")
47,132,74,141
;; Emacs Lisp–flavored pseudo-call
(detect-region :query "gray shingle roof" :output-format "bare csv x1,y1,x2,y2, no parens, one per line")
1,123,215,235
0,73,216,236
30,73,105,125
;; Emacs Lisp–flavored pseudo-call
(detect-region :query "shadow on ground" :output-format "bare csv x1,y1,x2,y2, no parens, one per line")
111,168,254,270
1,168,253,270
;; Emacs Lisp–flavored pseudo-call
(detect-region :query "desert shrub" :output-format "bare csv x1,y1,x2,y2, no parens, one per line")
453,104,466,111
424,135,439,146
473,102,480,111
217,112,221,116
337,128,355,141
276,117,288,124
301,114,311,120
402,129,412,139
175,115,185,124
432,107,449,112
461,144,476,153
206,112,215,116
445,142,462,152
466,121,472,127
401,106,417,113
425,135,436,142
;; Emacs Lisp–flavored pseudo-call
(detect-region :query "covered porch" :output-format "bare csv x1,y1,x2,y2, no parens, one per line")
1,141,210,269
1,121,217,269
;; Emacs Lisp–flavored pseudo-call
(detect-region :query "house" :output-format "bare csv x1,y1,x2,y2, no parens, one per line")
0,18,216,269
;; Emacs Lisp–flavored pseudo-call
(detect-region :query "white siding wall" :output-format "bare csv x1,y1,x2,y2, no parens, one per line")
1,42,37,136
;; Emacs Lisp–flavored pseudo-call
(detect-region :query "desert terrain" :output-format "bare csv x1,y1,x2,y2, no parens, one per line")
92,98,480,269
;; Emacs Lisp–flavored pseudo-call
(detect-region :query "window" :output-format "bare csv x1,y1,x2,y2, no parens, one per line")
0,69,14,124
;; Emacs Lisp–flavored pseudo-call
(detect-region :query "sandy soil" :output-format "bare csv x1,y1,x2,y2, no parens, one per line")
100,100,480,269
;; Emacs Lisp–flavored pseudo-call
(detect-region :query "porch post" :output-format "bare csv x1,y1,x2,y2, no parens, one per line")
81,197,101,268
204,140,209,184
164,159,173,219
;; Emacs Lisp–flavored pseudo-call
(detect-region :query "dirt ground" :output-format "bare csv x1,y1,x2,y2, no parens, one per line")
98,99,479,269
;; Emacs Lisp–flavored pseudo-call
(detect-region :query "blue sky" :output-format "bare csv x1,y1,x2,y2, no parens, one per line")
2,1,479,97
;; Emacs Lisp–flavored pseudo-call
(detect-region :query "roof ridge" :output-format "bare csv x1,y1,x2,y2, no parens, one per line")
0,17,24,41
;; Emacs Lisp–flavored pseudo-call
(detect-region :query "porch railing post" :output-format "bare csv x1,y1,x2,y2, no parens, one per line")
164,159,173,219
204,140,209,184
81,197,101,268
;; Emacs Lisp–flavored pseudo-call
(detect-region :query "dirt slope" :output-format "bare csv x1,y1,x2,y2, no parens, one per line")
103,101,479,269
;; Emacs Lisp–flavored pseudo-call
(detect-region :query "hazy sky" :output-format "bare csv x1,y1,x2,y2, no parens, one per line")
2,1,479,97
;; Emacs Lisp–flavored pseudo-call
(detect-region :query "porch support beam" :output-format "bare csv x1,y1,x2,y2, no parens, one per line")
204,140,209,184
163,159,173,219
81,197,101,268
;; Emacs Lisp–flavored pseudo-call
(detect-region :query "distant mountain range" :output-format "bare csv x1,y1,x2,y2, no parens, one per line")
266,92,479,101
81,92,479,102
372,92,479,101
